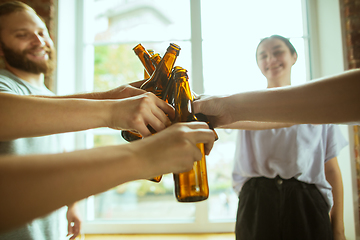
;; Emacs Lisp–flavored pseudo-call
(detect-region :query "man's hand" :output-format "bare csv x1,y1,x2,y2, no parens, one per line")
106,92,175,137
66,203,81,240
129,122,216,179
193,95,233,128
101,82,147,100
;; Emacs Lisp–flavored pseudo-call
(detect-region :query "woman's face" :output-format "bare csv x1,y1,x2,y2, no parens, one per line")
256,38,297,87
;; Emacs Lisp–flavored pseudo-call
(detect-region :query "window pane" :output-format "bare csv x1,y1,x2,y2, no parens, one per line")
94,174,196,221
201,0,307,95
94,44,144,91
88,0,191,43
82,0,309,229
93,41,192,95
200,0,308,221
92,131,197,221
201,0,304,41
207,129,238,220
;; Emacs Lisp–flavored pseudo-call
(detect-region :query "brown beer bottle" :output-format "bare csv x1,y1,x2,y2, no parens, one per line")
121,44,155,142
122,44,180,142
139,44,180,183
144,49,163,183
123,44,181,183
122,52,163,142
133,44,155,77
140,43,181,97
150,53,161,67
170,68,209,202
144,49,155,78
147,49,155,56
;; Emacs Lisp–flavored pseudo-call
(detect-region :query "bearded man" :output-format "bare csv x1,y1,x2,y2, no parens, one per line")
0,2,81,239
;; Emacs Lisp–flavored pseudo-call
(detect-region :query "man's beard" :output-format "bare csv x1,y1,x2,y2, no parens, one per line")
0,41,56,75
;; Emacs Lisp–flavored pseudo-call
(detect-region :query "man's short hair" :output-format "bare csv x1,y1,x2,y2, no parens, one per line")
0,1,37,30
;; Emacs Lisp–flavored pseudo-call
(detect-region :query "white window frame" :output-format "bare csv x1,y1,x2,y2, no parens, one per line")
54,0,359,237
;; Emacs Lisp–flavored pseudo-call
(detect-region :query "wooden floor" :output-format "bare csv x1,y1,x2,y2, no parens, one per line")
84,233,235,240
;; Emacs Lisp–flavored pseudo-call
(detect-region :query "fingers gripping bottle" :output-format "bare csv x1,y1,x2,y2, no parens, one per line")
170,68,209,202
121,43,181,183
121,44,156,142
139,44,180,183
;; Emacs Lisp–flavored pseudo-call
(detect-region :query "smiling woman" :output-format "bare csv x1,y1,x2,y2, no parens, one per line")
255,35,298,88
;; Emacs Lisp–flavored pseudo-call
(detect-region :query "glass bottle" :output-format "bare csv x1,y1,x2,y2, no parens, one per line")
121,43,180,141
121,44,155,142
140,43,181,98
150,53,162,67
147,49,155,56
141,44,181,183
133,43,155,77
144,49,155,79
170,68,209,202
122,43,181,183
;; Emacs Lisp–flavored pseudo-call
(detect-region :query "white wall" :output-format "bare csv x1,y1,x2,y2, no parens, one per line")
309,0,360,239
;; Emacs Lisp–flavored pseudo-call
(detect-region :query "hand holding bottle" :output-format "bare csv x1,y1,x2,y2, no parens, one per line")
99,81,148,99
127,122,216,179
193,95,233,128
105,92,174,137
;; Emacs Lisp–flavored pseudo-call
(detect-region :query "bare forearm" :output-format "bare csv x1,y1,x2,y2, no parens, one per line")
43,80,147,100
0,145,143,232
219,121,294,130
0,93,109,141
0,122,216,232
224,69,360,124
325,158,345,234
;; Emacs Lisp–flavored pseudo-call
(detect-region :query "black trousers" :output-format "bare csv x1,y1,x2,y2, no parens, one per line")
235,176,333,240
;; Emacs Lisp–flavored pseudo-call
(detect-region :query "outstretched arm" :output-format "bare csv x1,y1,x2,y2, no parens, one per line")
325,157,345,240
0,92,174,141
0,122,216,232
44,79,147,100
219,121,294,130
194,69,360,127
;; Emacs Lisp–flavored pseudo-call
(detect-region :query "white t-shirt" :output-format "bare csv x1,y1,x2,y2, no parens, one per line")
232,124,348,210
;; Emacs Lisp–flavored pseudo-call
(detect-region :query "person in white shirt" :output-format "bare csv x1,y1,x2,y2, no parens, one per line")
218,35,347,240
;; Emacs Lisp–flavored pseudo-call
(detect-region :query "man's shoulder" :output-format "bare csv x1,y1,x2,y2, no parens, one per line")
0,69,28,94
0,69,20,83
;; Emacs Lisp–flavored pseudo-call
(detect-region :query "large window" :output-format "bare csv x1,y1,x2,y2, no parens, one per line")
58,0,310,234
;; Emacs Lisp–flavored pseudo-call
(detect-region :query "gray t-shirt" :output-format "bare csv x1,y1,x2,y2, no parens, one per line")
0,69,66,240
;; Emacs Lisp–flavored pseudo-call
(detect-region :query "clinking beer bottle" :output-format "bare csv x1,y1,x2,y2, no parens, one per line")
122,44,180,142
170,68,209,202
121,44,156,142
121,53,164,144
122,43,181,183
144,49,155,79
133,44,155,77
139,43,180,183
150,53,161,67
126,43,180,140
140,43,181,97
147,49,155,56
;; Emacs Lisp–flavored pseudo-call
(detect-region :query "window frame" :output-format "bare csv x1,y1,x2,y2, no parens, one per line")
54,0,325,234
